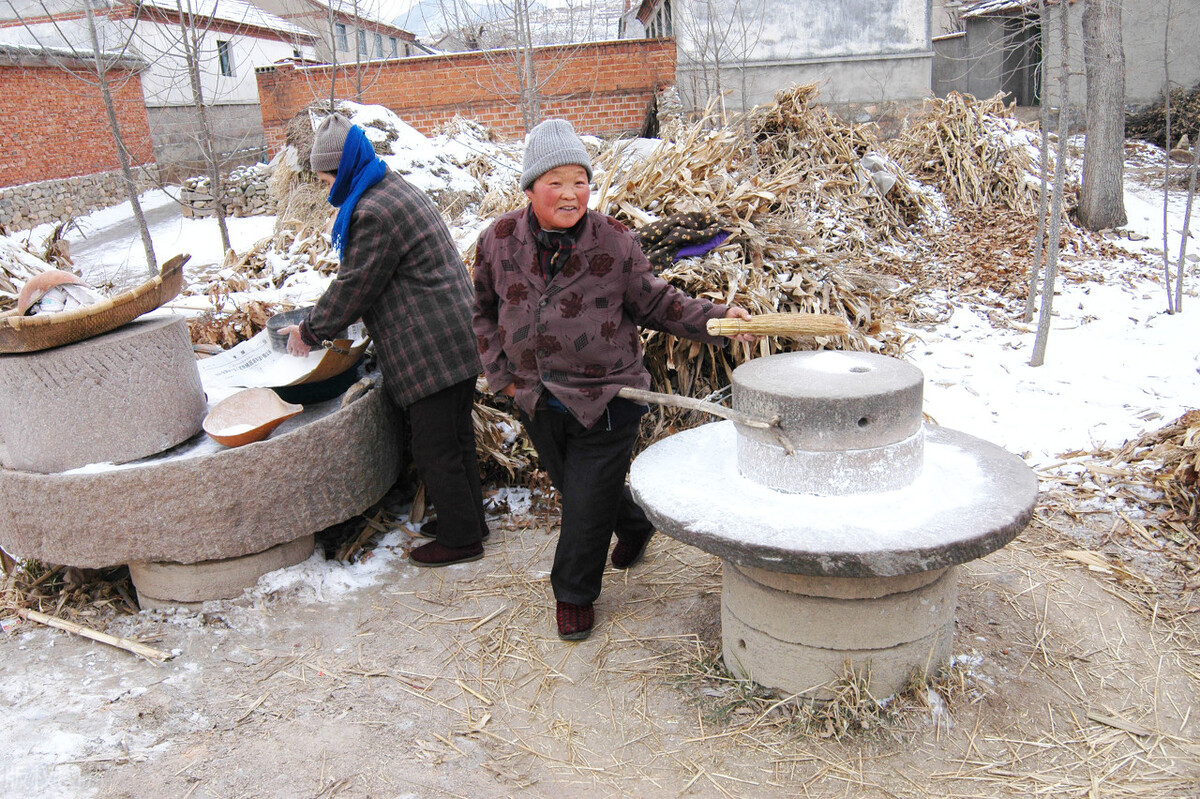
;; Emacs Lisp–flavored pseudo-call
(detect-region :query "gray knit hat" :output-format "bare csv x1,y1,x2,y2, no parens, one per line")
310,113,353,173
520,119,592,190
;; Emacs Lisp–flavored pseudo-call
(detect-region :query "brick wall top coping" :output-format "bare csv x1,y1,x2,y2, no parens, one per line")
255,37,668,74
0,42,147,71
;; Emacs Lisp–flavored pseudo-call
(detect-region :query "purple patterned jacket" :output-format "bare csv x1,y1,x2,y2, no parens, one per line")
472,207,728,428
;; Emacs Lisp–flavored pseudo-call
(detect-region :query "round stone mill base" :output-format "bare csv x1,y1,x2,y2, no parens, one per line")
721,564,957,700
129,535,316,610
0,380,401,609
630,351,1039,701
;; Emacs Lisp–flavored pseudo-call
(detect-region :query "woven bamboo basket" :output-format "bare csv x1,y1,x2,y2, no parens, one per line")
0,254,188,354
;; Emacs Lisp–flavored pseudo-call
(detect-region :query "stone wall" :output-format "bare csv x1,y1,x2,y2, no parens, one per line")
180,163,274,218
0,168,157,232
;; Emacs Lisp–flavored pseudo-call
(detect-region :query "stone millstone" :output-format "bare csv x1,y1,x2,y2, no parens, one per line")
733,351,925,494
0,382,400,568
0,315,206,474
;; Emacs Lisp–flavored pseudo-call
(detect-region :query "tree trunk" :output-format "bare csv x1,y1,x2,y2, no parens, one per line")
1030,0,1071,367
1077,0,1127,230
176,0,231,253
84,4,158,276
1024,0,1052,323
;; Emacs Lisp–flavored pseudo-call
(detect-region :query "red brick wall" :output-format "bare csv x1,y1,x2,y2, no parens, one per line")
256,39,676,154
0,61,155,189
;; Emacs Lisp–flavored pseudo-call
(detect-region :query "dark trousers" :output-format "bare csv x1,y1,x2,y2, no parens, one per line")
521,409,654,606
407,378,487,548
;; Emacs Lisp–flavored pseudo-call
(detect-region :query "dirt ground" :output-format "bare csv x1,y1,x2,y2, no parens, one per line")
2,486,1198,799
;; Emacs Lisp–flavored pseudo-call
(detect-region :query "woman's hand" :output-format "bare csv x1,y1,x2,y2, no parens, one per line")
724,306,759,344
279,324,311,357
500,383,516,398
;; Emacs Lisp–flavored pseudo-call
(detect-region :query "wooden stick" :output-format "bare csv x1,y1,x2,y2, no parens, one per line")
617,386,796,454
17,607,173,662
706,312,850,338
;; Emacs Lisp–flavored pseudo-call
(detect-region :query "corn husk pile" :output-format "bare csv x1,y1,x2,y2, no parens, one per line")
0,231,71,313
887,92,1041,214
195,85,1057,479
1101,410,1200,533
186,299,277,349
1050,410,1200,583
1,560,139,621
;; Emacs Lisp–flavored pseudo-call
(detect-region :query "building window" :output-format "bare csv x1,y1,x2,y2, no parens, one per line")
648,0,672,38
357,29,367,56
375,33,383,56
389,36,397,56
335,23,348,51
217,40,234,76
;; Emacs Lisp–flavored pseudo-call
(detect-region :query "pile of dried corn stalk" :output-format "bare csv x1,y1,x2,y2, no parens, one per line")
887,91,1041,214
1102,410,1199,533
1051,411,1200,582
197,84,1052,479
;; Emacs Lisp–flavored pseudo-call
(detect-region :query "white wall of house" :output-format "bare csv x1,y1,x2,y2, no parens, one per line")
117,19,306,108
666,0,932,113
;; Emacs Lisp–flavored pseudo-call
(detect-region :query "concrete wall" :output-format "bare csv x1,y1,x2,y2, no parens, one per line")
147,103,269,182
933,0,1200,112
672,0,932,111
255,38,677,148
683,52,933,115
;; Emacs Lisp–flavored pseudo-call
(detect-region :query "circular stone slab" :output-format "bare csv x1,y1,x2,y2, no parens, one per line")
129,535,316,609
733,351,924,452
0,315,206,474
629,421,1038,578
733,351,926,494
0,382,400,569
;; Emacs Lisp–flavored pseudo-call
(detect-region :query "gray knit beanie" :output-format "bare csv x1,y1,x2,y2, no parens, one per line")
520,119,592,190
310,113,353,173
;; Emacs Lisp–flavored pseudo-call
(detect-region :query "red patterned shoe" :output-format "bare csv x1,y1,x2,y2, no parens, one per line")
555,601,594,641
409,540,484,567
611,529,653,569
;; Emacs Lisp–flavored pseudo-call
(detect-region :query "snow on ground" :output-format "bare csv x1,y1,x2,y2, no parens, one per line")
1,125,1197,797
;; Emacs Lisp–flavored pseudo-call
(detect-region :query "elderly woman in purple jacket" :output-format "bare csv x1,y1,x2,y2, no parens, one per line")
472,119,752,641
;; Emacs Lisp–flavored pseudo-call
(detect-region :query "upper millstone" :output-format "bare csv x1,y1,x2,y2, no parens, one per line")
732,351,925,495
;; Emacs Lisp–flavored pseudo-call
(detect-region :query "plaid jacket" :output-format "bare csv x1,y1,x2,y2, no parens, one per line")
472,207,728,428
302,171,480,406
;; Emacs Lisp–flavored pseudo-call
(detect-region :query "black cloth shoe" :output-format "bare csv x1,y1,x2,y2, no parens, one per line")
611,529,653,569
556,601,594,641
409,540,484,567
418,518,490,541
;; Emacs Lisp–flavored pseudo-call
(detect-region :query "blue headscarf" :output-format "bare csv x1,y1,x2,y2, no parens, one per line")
327,123,388,257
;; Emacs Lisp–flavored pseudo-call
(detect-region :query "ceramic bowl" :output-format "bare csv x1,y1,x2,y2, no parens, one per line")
202,388,303,447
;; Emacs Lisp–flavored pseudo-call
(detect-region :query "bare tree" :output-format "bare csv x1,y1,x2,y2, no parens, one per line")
172,0,231,252
5,0,158,275
1175,139,1197,312
1076,0,1126,231
1023,0,1052,324
1030,0,1071,368
673,0,765,117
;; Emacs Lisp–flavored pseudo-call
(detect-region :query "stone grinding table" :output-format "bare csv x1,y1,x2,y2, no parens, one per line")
630,351,1038,699
0,316,400,608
